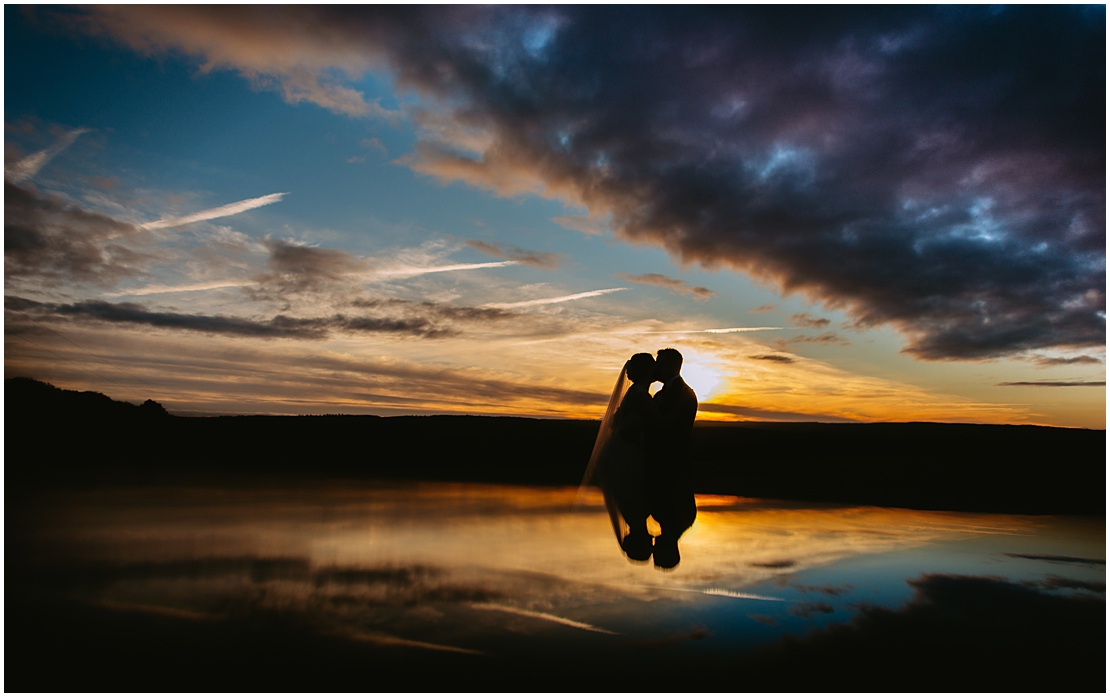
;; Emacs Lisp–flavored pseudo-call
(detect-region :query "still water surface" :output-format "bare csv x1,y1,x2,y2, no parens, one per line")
26,481,1104,662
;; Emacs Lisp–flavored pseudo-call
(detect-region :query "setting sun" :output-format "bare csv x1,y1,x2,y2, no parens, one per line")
679,359,725,401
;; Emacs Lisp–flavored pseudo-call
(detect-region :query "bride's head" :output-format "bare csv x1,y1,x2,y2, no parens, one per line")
626,353,656,385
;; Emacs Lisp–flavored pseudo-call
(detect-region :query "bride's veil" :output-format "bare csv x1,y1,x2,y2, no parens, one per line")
574,360,628,510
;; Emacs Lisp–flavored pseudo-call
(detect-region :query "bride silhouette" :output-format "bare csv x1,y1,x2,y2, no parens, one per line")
579,350,698,568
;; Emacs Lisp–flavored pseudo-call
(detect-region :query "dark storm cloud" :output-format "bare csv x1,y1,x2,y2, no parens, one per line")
76,6,1106,360
6,296,460,340
381,6,1105,360
615,273,715,300
4,181,153,285
463,239,564,269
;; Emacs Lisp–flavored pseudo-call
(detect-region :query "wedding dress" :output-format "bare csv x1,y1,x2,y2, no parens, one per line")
578,362,651,546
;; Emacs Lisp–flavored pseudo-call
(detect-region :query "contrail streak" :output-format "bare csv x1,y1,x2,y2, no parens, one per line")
485,287,627,309
6,128,89,183
104,281,249,297
376,260,517,278
470,603,618,634
141,192,288,229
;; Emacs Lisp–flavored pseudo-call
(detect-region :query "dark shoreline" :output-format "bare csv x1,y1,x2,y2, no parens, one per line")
6,377,1105,516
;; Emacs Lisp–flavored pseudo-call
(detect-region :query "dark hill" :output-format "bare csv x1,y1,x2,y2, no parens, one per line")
7,376,170,421
5,378,1104,515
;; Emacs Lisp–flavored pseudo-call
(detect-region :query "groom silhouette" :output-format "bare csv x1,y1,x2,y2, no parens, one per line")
645,348,698,568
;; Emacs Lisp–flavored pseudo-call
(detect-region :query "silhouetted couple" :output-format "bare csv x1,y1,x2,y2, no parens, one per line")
585,348,698,569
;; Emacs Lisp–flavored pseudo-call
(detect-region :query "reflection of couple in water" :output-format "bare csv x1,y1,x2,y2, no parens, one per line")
582,348,698,569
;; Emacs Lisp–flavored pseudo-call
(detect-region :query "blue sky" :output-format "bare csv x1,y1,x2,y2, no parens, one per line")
4,7,1104,426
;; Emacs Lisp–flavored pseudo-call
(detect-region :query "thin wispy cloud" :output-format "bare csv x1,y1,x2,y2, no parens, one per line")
780,332,850,346
484,287,626,309
626,326,781,335
997,380,1105,387
470,603,618,634
750,354,796,364
608,326,782,339
1032,355,1103,367
789,312,831,328
616,272,715,300
141,192,287,229
5,127,89,183
465,239,564,269
551,215,606,236
346,629,484,655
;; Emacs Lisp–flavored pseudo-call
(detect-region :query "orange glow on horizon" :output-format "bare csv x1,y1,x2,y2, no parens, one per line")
6,319,1102,428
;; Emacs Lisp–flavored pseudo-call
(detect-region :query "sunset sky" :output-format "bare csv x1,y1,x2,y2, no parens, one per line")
4,6,1105,427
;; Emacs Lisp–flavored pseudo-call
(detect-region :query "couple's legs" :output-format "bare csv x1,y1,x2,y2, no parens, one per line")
599,446,654,561
644,455,697,568
617,471,653,562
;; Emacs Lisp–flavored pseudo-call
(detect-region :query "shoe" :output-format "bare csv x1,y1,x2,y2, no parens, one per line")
652,535,680,569
621,531,654,562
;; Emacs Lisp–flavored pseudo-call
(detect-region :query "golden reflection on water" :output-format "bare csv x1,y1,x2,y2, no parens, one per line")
25,482,1102,655
36,482,1047,593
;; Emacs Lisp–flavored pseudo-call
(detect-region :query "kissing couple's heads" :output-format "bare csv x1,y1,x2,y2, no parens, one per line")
627,348,683,385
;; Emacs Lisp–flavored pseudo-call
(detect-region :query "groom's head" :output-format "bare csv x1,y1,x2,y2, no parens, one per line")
655,348,683,382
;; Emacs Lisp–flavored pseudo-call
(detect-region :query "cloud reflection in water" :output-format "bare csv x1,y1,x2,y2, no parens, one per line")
17,481,1103,690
